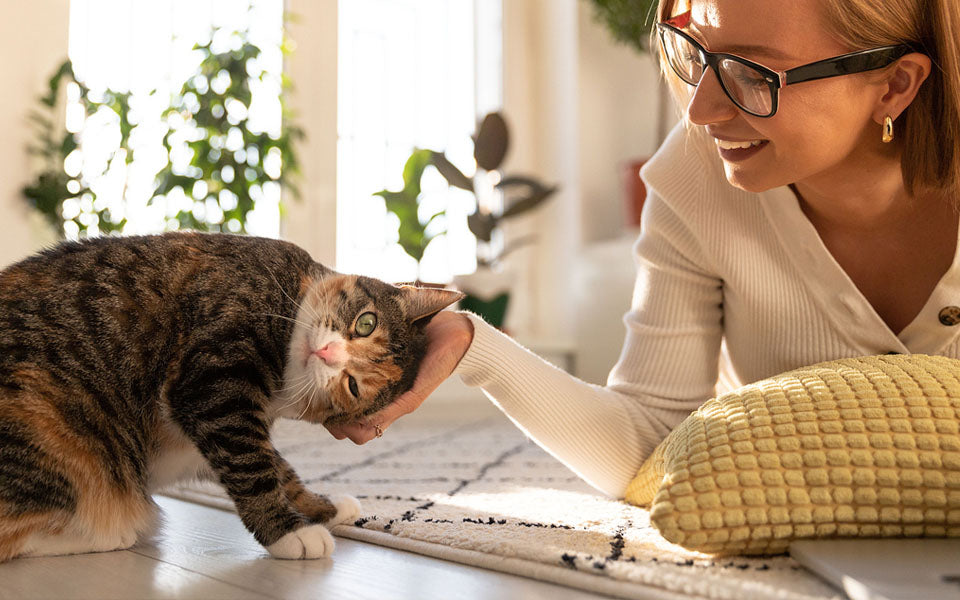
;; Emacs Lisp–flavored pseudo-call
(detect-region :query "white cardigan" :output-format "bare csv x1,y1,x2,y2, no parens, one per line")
453,123,960,498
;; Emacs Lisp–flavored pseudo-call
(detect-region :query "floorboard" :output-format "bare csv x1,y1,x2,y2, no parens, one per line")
0,390,617,599
0,495,612,600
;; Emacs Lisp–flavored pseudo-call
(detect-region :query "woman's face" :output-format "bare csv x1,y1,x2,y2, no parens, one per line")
681,0,888,193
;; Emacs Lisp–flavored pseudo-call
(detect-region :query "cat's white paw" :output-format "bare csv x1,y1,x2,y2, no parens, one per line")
266,524,334,559
326,494,361,526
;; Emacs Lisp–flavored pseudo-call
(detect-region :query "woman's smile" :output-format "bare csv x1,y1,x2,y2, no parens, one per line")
714,137,769,161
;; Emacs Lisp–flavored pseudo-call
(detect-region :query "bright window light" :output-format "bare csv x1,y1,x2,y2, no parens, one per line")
337,0,502,283
67,0,283,239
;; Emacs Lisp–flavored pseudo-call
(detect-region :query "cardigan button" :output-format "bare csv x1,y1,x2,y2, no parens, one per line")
938,306,960,326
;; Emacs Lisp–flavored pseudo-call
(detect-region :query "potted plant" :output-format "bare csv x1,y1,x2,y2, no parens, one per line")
431,112,558,328
584,0,664,228
376,112,557,328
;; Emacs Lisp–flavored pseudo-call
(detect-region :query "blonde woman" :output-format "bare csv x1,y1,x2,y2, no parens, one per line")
329,0,960,499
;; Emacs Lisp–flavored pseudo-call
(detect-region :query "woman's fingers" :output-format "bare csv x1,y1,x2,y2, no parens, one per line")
324,387,426,443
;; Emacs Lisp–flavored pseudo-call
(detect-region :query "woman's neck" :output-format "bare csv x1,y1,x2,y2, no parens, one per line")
791,149,912,232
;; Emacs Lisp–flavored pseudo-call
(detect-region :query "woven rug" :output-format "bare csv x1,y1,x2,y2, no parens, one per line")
161,402,841,600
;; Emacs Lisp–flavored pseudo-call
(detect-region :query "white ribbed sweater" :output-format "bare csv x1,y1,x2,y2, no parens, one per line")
453,123,960,499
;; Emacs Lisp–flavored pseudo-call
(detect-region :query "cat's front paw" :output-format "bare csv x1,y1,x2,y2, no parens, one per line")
326,494,361,526
266,524,334,559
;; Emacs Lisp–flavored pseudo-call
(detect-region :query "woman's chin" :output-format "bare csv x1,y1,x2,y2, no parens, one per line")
722,167,779,194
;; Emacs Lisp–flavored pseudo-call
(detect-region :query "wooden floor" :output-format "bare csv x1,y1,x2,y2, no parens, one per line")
1,385,618,599
0,490,613,600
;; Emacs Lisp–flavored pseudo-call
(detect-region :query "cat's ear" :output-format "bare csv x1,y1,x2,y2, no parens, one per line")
399,286,464,323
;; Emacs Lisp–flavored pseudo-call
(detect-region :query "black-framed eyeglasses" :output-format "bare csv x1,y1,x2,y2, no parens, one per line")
657,21,913,118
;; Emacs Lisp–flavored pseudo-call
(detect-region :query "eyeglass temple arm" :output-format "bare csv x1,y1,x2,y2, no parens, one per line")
783,46,912,86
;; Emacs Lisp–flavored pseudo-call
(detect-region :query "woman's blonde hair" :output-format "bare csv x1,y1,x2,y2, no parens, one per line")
656,0,960,195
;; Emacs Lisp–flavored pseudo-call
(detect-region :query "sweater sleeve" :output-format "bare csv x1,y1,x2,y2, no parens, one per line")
453,125,726,499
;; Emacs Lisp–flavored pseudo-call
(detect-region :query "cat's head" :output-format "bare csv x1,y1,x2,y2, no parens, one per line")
277,273,463,425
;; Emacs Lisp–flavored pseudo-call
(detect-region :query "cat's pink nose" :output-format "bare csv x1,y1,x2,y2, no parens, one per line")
314,341,346,366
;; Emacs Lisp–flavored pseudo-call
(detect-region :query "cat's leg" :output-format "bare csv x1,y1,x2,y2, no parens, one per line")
167,370,336,559
18,528,138,558
275,451,361,527
0,477,156,561
0,513,65,563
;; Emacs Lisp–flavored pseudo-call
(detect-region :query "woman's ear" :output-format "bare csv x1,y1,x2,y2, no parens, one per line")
874,52,932,124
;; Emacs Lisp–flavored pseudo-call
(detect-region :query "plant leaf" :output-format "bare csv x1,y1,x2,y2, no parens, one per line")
467,212,496,242
402,148,434,199
587,0,659,54
501,185,558,219
429,151,473,191
496,175,547,191
473,112,509,171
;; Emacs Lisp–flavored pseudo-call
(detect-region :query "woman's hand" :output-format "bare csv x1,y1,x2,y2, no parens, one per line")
325,311,475,444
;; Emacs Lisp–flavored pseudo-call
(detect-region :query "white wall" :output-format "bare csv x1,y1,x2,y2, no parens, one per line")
0,1,69,267
498,0,670,344
577,1,672,243
498,0,580,342
283,0,338,266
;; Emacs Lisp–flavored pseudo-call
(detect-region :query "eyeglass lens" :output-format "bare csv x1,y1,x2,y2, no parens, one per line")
661,28,774,116
717,59,773,115
662,29,704,85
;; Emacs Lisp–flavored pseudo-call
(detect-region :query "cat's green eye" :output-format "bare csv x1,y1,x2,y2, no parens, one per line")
355,312,377,337
348,375,360,398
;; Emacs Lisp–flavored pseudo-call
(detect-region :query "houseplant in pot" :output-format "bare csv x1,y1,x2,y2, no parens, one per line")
430,112,558,329
377,112,557,328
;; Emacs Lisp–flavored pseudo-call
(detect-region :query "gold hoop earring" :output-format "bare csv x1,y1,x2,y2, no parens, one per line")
882,115,894,143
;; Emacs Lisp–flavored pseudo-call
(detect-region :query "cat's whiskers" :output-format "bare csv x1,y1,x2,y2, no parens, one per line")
277,376,311,412
267,267,322,326
296,389,315,420
292,376,320,407
278,359,324,404
316,267,330,297
257,312,312,329
280,370,318,405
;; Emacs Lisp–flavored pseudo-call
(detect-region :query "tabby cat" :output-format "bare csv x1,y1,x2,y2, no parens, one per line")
0,232,461,561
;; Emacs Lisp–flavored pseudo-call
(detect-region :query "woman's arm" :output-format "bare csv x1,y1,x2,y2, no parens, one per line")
327,202,724,498
328,127,727,498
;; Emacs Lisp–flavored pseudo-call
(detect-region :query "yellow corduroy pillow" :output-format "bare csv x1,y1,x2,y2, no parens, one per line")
625,354,960,556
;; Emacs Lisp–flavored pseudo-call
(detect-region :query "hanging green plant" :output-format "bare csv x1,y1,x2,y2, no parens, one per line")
584,0,660,54
22,20,301,239
154,30,303,233
22,60,129,237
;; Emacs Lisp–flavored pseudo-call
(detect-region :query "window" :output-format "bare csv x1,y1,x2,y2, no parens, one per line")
66,0,284,239
337,0,502,282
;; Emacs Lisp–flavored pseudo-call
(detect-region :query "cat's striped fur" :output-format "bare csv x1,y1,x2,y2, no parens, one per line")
0,232,461,561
